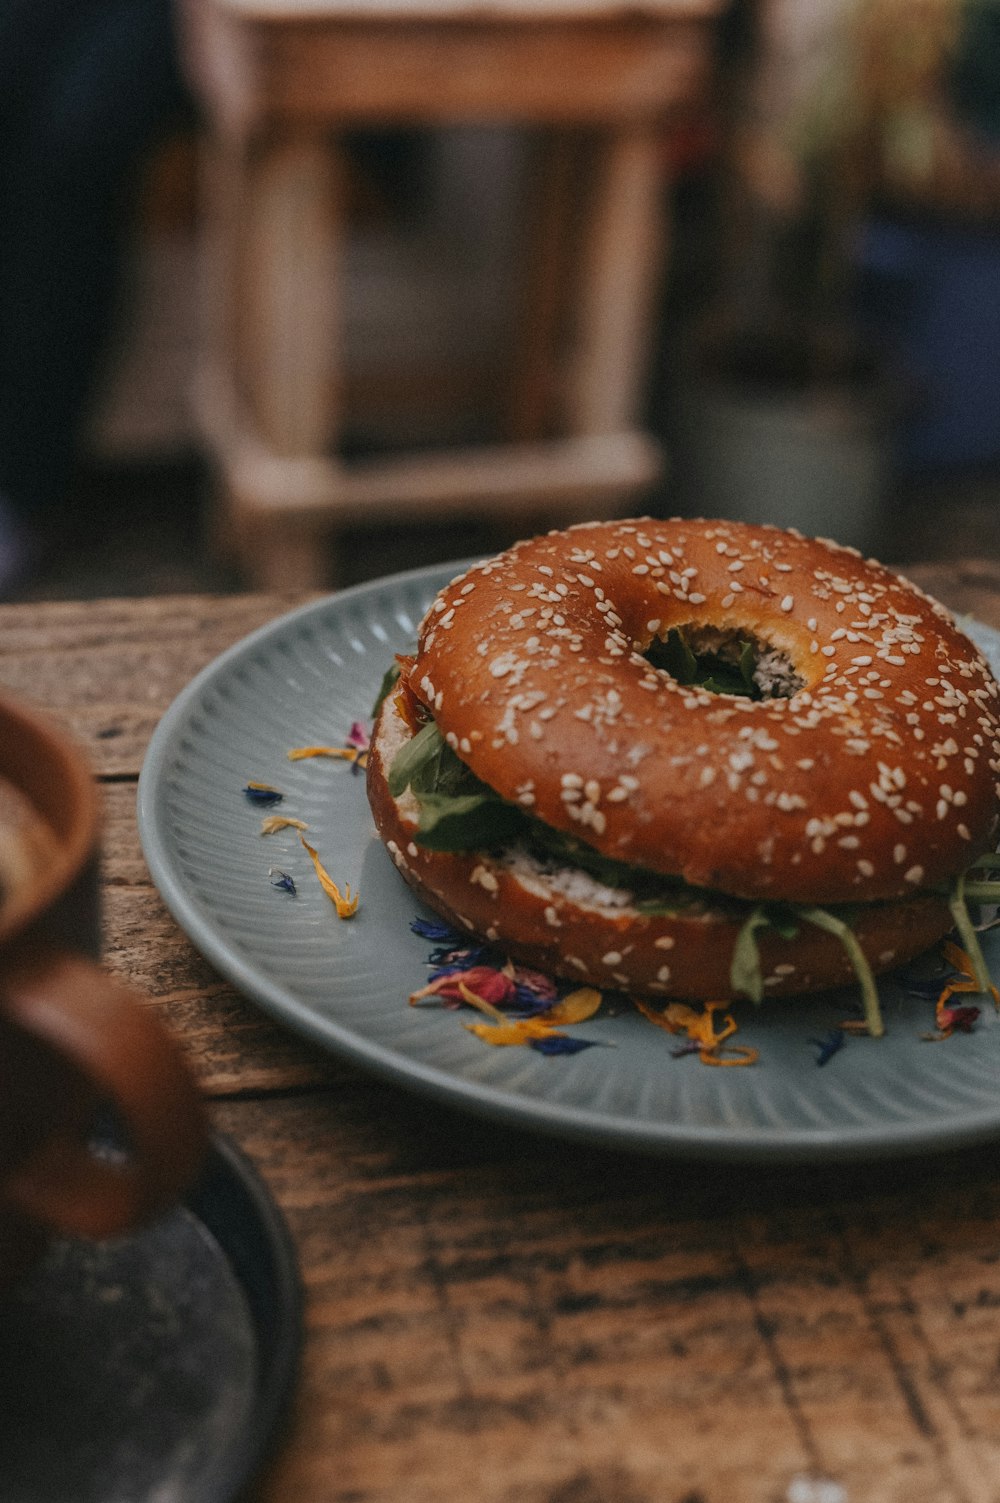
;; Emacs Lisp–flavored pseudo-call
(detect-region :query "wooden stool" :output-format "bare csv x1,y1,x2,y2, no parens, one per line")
178,0,724,588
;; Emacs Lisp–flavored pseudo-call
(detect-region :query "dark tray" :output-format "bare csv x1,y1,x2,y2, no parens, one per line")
0,1133,301,1502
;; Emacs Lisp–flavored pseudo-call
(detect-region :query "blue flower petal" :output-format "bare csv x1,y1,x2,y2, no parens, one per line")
411,917,463,942
529,1035,601,1055
244,784,283,805
809,1029,845,1066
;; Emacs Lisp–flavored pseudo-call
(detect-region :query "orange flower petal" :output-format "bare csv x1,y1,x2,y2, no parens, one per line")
464,1018,562,1046
544,987,603,1025
299,836,360,918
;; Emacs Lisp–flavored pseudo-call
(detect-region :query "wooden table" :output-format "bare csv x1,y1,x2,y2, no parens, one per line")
4,558,1000,1503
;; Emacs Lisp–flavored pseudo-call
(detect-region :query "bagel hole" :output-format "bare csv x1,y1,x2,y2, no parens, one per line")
644,626,805,700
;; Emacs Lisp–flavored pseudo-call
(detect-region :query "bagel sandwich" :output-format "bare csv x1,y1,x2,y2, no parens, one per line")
366,519,1000,1032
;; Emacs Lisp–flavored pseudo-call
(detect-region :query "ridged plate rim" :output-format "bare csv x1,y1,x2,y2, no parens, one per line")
137,559,1000,1165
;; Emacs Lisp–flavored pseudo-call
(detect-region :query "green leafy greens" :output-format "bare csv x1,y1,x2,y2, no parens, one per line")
946,852,1000,994
387,718,694,897
384,682,1000,1035
644,627,759,699
730,904,800,1004
371,661,401,718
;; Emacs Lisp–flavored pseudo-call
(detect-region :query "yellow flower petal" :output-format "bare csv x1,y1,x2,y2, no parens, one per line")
260,815,309,835
634,996,756,1066
942,940,1000,1003
544,987,603,1025
299,836,360,918
287,745,368,769
464,1018,560,1046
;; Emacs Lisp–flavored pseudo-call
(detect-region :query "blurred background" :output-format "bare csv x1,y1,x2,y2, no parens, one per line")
2,0,999,601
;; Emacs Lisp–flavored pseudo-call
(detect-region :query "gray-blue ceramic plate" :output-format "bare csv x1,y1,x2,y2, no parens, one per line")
137,562,1000,1165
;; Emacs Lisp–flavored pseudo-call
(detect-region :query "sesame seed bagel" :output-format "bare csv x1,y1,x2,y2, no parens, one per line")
367,690,954,999
412,517,1000,905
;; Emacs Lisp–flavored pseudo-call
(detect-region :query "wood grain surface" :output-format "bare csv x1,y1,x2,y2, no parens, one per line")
2,560,1000,1503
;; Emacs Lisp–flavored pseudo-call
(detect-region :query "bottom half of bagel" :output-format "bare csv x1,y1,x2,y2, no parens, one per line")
366,707,953,1002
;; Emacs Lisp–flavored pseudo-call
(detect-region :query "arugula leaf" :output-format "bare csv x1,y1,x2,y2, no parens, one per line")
799,906,884,1037
729,903,802,1002
644,627,700,683
387,719,445,797
371,661,401,718
955,851,1000,905
947,867,993,993
413,791,530,851
644,628,759,699
730,908,772,1003
764,903,801,940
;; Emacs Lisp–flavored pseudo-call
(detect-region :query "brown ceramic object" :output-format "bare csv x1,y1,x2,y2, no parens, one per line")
0,694,207,1285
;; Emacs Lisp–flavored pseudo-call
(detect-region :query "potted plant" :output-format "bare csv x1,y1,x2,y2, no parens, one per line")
669,0,953,551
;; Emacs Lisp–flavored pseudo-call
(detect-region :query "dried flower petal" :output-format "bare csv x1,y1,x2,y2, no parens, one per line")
633,997,758,1067
244,782,283,805
809,1029,845,1066
543,988,603,1026
465,1018,568,1046
411,917,461,943
287,745,366,773
942,941,1000,1003
410,966,516,1009
299,836,360,918
288,723,371,774
261,815,308,835
268,868,297,895
921,940,1000,1039
530,1035,604,1055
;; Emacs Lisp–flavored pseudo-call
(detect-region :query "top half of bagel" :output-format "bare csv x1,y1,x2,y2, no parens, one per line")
402,517,1000,907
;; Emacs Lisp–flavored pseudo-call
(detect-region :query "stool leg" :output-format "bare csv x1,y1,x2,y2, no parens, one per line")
242,132,344,459
565,123,668,439
206,129,346,589
507,128,581,444
242,516,338,592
